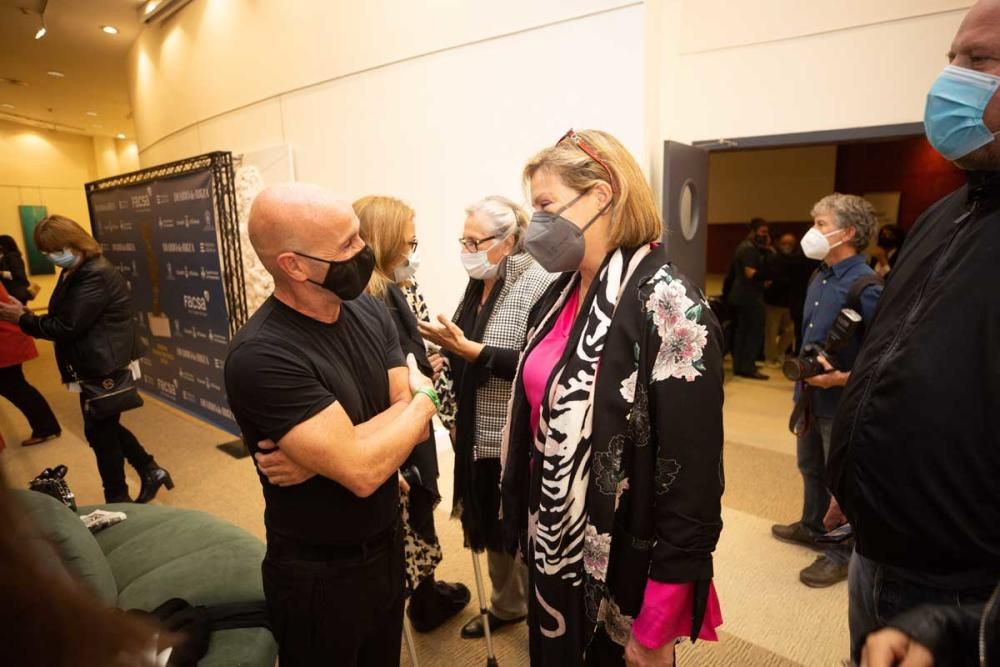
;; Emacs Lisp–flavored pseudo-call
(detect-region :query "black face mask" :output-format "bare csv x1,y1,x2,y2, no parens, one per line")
877,235,898,250
294,245,375,301
755,234,770,247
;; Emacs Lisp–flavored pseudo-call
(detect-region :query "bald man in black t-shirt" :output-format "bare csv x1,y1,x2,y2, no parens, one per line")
224,184,439,667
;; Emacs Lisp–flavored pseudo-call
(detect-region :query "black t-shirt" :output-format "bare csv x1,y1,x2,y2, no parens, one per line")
224,294,406,546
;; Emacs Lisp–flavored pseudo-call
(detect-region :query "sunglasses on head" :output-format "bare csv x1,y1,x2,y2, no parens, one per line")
557,129,618,194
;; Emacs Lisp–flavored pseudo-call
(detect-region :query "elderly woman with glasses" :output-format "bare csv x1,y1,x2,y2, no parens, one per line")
500,130,725,666
417,195,554,640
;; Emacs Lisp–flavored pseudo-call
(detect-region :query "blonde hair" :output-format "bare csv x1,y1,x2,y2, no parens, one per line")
523,129,660,250
464,195,530,251
353,195,414,301
34,215,101,259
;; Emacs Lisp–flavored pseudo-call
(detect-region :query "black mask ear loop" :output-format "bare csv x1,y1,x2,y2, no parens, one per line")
555,188,611,234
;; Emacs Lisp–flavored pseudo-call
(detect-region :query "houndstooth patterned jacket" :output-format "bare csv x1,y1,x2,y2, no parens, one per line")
453,252,554,460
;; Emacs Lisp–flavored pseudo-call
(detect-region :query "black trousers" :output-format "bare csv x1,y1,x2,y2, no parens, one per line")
732,298,765,375
0,363,60,437
79,396,153,501
262,525,405,667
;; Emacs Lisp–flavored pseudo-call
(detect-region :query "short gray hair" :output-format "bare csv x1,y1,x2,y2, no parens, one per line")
810,193,877,251
465,195,529,249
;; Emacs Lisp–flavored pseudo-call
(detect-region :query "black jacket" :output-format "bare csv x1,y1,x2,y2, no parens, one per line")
384,283,439,499
829,172,1000,579
0,250,31,303
18,256,144,382
885,582,1000,666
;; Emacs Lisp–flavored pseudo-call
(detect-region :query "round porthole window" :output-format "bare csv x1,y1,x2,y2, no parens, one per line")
678,180,699,242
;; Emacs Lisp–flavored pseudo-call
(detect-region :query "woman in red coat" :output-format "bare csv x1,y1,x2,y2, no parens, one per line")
0,282,60,446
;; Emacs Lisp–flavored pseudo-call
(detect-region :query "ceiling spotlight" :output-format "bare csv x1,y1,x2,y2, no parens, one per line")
116,133,126,139
144,1,160,15
34,0,48,39
85,111,98,116
101,25,119,35
47,71,65,78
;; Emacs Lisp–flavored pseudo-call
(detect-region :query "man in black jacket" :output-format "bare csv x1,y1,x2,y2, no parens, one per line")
727,218,771,379
828,1,1000,660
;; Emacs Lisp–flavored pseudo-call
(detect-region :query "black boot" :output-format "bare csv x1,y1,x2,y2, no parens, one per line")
407,578,471,633
136,463,174,504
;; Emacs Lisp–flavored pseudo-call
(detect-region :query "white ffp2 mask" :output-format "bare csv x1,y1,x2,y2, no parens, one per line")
800,228,845,261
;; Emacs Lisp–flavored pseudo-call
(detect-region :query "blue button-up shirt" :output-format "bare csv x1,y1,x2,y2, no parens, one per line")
796,254,882,418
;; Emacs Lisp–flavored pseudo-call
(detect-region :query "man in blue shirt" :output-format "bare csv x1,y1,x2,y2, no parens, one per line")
772,194,882,588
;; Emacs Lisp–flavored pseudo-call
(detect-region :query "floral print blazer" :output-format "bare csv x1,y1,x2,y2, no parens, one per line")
501,243,725,646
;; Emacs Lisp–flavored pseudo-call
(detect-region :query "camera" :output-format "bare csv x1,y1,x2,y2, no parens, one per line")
783,308,862,381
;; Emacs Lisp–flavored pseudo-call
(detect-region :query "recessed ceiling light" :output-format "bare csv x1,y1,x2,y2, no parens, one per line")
47,71,65,78
85,111,98,116
1,103,14,109
144,1,160,15
101,25,119,35
34,26,47,40
116,133,126,139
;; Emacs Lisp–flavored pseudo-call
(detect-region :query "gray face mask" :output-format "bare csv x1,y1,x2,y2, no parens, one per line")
524,190,609,273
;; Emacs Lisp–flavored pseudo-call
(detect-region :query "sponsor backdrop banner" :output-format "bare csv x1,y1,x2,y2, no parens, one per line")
89,169,238,434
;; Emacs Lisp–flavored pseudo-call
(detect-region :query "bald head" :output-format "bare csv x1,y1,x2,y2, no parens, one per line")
947,0,1000,169
248,183,358,282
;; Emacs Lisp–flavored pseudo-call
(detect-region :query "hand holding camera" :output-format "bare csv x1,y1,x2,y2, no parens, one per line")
783,308,861,387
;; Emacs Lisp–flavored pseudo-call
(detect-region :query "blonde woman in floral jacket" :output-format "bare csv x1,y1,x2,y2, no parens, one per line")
501,129,725,666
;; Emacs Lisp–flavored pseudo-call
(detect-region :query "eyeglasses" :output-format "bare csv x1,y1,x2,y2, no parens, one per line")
557,128,618,194
458,235,497,253
408,239,419,253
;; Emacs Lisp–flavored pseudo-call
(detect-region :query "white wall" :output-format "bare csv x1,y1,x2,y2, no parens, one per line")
0,120,98,305
655,0,971,143
130,1,646,317
128,0,978,315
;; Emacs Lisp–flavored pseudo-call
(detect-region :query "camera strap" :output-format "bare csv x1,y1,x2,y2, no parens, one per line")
789,385,815,435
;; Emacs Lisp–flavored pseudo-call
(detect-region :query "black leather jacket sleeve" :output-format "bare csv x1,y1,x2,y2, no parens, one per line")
19,269,110,342
888,603,983,666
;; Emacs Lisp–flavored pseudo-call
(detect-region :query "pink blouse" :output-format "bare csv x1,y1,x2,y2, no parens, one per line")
521,286,723,649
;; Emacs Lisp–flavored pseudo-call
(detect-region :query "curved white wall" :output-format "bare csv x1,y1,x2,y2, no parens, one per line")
127,0,974,317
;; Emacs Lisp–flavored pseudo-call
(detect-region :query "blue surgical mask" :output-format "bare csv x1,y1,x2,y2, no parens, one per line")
46,248,77,268
924,65,1000,161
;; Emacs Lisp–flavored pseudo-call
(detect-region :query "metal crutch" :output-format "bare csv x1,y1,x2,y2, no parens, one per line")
402,615,419,666
471,550,500,667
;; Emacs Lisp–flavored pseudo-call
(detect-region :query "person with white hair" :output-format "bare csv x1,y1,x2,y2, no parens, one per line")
417,195,554,640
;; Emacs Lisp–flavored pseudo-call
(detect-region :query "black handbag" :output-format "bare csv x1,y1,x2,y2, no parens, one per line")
79,367,144,420
29,464,77,511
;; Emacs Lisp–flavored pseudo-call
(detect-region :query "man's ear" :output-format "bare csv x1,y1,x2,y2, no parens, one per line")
275,252,310,283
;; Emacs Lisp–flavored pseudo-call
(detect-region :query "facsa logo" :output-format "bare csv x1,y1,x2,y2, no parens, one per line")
183,290,210,313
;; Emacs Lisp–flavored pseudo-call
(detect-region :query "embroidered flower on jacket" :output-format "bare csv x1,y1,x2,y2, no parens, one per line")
593,435,626,495
619,369,637,403
614,477,630,511
655,457,682,495
628,384,650,448
598,597,636,646
645,277,709,382
583,524,613,582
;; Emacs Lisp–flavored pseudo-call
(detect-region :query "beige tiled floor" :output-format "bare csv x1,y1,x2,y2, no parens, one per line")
1,342,850,666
